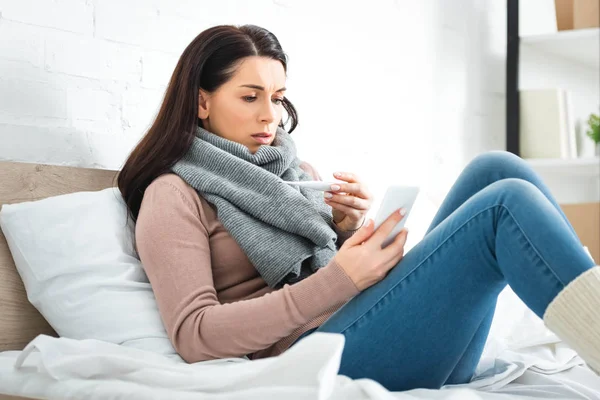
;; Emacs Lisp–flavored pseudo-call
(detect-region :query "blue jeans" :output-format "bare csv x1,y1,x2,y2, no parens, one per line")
292,151,596,392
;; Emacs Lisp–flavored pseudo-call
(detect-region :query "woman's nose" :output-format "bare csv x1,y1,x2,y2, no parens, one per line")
259,101,276,124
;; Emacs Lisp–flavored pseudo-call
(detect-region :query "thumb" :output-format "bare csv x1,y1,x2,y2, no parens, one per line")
343,219,374,247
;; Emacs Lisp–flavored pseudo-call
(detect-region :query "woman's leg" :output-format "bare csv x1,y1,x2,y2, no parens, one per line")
426,150,579,238
314,178,596,391
425,150,587,383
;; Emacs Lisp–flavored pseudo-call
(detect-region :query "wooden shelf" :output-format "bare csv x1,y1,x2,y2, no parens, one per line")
520,28,600,69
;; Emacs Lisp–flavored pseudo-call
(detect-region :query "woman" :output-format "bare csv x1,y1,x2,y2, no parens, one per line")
118,25,599,391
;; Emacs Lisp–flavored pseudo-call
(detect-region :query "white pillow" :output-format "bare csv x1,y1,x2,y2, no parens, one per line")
0,187,180,360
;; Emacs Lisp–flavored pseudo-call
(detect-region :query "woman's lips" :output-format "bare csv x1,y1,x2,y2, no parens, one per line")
251,135,272,144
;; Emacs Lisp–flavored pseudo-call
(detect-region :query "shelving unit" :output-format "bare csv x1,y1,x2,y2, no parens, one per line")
525,156,600,177
525,157,599,206
520,28,600,69
506,1,599,156
506,1,599,262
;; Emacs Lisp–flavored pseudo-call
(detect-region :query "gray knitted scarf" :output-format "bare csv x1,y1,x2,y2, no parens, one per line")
171,126,338,288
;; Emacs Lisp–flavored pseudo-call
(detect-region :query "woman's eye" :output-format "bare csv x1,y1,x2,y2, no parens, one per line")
243,96,283,105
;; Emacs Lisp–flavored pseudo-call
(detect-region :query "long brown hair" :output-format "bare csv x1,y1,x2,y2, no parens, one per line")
116,25,299,223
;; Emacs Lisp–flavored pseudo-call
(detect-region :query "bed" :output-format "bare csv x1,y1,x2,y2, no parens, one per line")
0,160,599,400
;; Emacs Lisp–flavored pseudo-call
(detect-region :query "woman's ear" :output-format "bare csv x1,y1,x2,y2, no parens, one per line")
198,89,210,120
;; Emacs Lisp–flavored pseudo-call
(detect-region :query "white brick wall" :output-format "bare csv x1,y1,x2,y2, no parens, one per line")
0,0,507,245
0,19,44,66
0,0,94,35
45,30,143,81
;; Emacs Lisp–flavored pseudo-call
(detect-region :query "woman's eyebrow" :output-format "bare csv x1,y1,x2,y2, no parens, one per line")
239,84,286,92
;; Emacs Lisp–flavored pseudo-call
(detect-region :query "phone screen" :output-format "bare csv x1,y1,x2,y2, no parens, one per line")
374,186,420,248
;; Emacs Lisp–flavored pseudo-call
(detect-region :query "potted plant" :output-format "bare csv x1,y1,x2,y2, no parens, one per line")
586,112,600,156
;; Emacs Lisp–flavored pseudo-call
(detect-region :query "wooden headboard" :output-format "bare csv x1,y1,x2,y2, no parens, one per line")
0,161,118,351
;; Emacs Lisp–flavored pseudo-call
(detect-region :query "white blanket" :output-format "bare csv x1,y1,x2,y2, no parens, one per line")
0,330,599,400
1,286,599,400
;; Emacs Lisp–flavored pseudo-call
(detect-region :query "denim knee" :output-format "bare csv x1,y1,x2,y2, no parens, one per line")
486,178,542,201
469,150,523,171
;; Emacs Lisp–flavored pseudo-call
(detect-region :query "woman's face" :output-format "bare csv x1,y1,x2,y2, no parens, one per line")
198,56,287,154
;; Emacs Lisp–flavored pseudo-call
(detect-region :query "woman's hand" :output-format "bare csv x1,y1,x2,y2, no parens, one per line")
334,211,409,291
325,172,374,231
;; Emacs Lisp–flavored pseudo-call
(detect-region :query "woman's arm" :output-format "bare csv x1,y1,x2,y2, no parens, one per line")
135,179,359,362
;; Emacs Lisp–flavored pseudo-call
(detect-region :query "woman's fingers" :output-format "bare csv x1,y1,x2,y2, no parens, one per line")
325,193,370,210
329,182,371,200
325,200,367,221
369,208,405,247
343,218,374,247
333,172,361,183
383,228,409,260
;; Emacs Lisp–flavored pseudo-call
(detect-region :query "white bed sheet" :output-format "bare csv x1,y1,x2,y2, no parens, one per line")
2,287,599,400
0,330,599,400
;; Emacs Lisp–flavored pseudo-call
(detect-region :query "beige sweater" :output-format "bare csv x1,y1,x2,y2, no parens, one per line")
135,163,361,363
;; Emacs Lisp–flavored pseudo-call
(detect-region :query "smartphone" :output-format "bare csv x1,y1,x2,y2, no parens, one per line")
373,185,420,248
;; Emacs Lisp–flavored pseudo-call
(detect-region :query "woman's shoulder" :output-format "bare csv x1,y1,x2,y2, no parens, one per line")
149,173,192,191
148,173,198,198
145,173,204,216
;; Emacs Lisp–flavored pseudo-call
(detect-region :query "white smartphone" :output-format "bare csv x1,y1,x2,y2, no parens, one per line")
373,185,420,248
